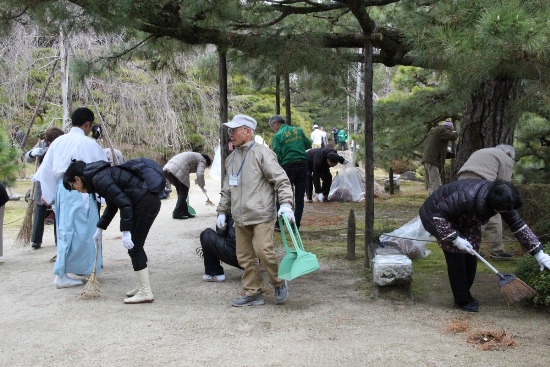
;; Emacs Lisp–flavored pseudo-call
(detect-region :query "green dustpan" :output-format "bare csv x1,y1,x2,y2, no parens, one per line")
277,214,319,280
186,196,196,215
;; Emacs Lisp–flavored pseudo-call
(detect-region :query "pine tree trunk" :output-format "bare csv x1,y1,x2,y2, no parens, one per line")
452,76,519,178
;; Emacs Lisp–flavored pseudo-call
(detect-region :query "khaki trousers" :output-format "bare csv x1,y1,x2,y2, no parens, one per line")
424,163,441,195
458,172,504,253
236,220,284,296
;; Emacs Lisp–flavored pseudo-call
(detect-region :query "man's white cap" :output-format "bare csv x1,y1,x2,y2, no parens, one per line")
223,114,257,131
313,124,319,129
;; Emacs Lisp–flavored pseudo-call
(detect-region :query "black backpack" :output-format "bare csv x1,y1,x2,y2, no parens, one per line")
118,157,166,194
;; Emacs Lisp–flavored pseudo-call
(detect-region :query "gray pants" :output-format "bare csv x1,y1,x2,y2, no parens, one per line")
423,163,441,195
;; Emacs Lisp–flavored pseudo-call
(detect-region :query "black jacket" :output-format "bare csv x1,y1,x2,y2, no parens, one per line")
419,179,541,254
307,148,345,196
83,161,151,231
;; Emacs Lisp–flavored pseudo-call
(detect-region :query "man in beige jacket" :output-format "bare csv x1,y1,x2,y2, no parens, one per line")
458,144,516,259
217,114,294,307
163,152,211,219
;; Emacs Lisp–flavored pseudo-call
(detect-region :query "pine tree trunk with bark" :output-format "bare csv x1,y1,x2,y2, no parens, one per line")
452,76,519,178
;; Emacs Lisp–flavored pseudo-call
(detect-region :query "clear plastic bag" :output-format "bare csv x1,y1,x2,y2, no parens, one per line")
209,145,222,181
378,216,434,259
327,164,365,202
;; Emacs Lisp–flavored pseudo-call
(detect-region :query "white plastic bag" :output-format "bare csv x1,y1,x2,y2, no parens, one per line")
209,145,221,180
327,165,365,202
378,216,434,259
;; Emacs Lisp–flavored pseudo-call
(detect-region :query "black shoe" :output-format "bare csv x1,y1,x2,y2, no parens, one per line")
173,215,189,220
31,242,41,249
469,297,479,307
454,300,479,312
274,226,281,232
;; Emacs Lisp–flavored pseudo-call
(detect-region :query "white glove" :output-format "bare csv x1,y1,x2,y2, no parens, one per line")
216,214,227,229
93,228,103,247
343,159,350,164
278,204,295,224
534,251,550,271
452,236,475,255
122,231,134,249
30,147,46,157
317,193,324,202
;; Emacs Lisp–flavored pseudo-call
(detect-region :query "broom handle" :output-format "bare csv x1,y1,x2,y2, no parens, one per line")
473,250,502,276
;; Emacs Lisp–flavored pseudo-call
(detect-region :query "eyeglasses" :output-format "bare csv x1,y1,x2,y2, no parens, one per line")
227,127,247,134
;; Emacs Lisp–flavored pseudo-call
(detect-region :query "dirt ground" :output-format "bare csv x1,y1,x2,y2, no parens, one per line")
1,175,550,367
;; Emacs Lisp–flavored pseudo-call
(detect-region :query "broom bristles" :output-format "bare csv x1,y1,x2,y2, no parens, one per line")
81,242,100,298
501,277,536,304
81,273,100,298
15,198,34,248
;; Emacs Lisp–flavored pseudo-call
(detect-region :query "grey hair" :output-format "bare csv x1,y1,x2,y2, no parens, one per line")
496,144,515,160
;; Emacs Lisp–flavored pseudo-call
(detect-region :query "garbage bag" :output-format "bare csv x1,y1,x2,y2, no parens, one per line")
328,164,365,202
378,215,434,259
209,145,222,180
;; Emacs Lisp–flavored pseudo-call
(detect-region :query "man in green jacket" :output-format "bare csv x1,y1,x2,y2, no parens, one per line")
337,129,348,151
269,115,312,228
421,121,458,195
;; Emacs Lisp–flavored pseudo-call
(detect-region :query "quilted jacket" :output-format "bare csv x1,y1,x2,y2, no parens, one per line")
83,161,152,231
419,179,542,254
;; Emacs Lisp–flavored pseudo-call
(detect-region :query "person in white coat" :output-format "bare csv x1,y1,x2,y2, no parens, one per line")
163,152,211,219
34,107,108,288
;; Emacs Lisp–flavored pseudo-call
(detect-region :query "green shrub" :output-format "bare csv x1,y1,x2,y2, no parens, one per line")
516,243,550,307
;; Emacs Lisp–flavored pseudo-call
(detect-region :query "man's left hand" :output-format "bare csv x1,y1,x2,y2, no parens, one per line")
278,204,295,224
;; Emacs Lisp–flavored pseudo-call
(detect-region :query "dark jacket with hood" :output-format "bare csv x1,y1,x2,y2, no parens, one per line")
307,148,345,196
82,161,152,232
419,179,542,254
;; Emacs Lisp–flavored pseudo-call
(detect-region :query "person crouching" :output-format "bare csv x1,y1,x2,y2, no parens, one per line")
63,159,161,304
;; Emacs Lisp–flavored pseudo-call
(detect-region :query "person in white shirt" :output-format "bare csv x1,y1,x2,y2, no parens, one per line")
310,125,324,148
34,107,108,289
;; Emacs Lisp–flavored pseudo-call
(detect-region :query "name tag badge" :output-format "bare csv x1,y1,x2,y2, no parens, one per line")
229,175,239,186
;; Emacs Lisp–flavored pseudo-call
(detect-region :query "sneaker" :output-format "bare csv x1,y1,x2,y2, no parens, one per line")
490,250,514,260
274,227,281,232
275,280,288,305
306,199,313,203
231,293,265,307
31,242,41,250
202,274,225,282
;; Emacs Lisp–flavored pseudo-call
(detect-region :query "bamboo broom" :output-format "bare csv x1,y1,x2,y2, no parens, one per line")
473,251,535,304
81,242,101,298
15,158,39,248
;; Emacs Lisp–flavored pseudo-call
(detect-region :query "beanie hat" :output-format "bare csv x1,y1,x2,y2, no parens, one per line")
442,121,454,129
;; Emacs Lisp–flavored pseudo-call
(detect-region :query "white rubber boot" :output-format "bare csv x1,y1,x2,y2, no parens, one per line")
125,286,139,297
124,268,154,304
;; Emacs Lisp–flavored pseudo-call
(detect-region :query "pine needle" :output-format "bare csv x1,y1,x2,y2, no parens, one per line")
501,278,535,304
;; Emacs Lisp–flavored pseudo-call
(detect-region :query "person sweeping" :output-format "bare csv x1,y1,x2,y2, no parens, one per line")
419,179,550,312
63,159,162,304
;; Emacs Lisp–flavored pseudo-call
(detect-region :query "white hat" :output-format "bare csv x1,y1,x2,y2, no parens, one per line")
313,124,319,129
224,114,257,131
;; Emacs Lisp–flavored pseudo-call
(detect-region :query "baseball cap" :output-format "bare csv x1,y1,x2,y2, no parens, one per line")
224,114,257,131
313,124,319,129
